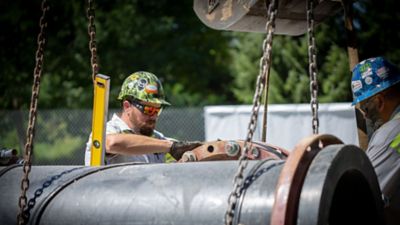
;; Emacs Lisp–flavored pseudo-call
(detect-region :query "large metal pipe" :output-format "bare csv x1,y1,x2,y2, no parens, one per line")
0,144,384,225
193,0,342,36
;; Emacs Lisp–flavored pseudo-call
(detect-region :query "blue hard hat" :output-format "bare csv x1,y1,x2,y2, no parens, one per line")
351,56,400,105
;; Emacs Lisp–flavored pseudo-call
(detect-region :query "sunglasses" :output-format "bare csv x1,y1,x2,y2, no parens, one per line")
129,100,162,116
358,95,377,115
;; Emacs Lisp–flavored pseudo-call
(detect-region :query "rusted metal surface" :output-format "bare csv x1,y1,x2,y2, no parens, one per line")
270,134,343,225
180,140,289,162
193,0,342,35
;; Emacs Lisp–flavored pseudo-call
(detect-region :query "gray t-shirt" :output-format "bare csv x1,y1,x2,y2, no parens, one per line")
85,113,166,165
366,105,400,224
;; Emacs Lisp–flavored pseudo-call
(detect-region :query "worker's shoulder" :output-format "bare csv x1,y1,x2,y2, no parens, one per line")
369,119,400,150
381,118,400,137
106,114,130,133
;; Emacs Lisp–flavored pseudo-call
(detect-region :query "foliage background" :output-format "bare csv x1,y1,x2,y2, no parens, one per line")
0,0,399,163
1,0,399,110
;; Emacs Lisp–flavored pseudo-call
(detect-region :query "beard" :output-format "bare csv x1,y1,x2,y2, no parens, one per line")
138,119,156,136
130,111,157,136
139,126,154,136
365,105,384,134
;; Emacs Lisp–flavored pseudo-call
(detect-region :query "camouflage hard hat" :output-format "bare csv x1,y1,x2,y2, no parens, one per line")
117,71,171,106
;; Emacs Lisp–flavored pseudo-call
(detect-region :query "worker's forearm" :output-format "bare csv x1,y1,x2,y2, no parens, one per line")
105,133,173,155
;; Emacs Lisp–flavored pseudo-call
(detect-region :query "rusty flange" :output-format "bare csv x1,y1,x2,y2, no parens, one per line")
180,140,289,162
270,134,343,225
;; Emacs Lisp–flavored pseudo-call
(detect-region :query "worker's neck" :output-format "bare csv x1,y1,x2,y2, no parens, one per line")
120,112,134,130
383,100,400,122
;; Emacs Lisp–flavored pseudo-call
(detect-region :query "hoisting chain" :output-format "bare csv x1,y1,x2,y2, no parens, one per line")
87,0,99,83
207,0,220,13
224,0,278,224
307,0,319,134
17,1,49,224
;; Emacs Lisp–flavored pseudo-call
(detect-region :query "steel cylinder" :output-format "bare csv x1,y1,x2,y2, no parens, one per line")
0,144,384,225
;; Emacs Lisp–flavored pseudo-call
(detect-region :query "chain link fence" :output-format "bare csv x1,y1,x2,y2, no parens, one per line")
0,108,204,165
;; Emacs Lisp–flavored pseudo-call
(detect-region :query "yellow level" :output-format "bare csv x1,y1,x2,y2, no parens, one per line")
90,74,110,166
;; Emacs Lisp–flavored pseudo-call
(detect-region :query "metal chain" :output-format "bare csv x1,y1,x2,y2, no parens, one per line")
307,0,319,134
224,0,278,224
207,0,220,14
17,1,49,224
87,0,99,83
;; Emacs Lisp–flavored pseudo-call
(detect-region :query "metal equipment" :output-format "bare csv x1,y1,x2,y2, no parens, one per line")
180,139,289,162
0,148,19,166
193,0,342,35
5,1,383,225
0,140,384,225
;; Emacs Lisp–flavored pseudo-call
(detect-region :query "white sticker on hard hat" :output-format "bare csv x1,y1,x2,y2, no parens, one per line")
376,66,389,79
128,81,134,89
365,76,373,85
351,80,362,92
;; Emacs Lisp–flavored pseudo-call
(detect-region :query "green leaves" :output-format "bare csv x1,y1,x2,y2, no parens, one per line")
1,0,399,109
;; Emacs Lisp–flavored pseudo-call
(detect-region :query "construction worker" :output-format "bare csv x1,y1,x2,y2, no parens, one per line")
351,56,400,224
85,71,202,165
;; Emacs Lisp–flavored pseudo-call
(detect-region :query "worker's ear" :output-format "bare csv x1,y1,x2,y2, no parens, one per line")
122,100,131,111
375,93,385,112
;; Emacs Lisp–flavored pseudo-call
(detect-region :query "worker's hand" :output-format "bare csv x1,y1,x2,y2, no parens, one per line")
170,141,203,160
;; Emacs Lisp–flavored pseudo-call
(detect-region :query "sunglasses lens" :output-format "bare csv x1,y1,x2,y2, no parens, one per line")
359,96,376,115
361,105,368,113
143,106,161,116
130,100,162,116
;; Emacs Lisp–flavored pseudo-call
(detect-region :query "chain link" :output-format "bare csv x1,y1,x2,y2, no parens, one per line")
87,0,99,83
17,1,49,224
224,0,278,224
307,0,319,134
207,0,220,14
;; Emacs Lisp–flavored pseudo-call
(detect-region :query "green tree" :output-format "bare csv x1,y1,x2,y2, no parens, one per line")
227,0,400,104
1,0,400,108
0,0,236,110
229,32,341,104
